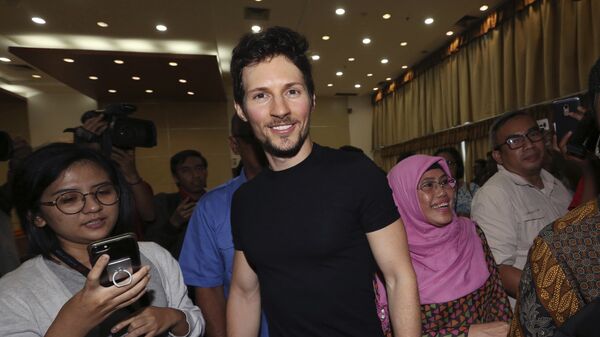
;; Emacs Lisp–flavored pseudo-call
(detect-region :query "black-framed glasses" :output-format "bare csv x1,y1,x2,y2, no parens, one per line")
40,184,120,215
418,177,456,193
495,128,544,150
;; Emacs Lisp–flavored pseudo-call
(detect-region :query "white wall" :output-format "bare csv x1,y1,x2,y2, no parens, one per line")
27,89,97,147
348,95,374,159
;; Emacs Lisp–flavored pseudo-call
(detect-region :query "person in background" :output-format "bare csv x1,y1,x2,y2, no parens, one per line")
0,143,204,336
434,147,479,217
509,57,600,337
74,112,156,237
471,111,571,304
146,150,208,258
472,159,488,187
388,155,511,337
179,114,268,337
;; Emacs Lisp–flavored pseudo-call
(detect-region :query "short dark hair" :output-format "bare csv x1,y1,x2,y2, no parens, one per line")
170,150,207,176
230,26,315,108
434,147,464,179
12,143,133,259
489,110,530,149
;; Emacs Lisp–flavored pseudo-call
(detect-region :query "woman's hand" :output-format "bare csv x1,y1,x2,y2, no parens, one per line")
45,254,150,337
111,306,189,337
468,321,509,337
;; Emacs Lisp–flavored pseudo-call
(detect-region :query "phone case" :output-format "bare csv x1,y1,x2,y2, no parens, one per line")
87,233,141,287
552,97,580,143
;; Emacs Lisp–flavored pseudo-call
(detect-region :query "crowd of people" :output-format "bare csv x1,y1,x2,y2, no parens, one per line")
0,26,598,337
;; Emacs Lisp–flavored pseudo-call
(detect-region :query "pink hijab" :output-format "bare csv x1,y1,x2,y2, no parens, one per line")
387,155,489,304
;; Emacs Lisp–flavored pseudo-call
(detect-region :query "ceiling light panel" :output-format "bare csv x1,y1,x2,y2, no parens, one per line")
156,24,167,32
424,17,434,25
31,17,46,25
335,8,345,15
97,22,109,28
0,57,11,62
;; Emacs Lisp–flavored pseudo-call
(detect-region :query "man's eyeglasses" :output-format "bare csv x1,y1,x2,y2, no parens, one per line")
40,184,120,215
495,128,544,150
418,177,456,193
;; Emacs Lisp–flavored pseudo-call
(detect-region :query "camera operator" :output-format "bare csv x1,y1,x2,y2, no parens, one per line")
71,110,156,237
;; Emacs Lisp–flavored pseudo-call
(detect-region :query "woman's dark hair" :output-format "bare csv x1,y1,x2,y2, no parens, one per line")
434,147,464,179
12,142,133,258
425,162,444,172
230,26,315,108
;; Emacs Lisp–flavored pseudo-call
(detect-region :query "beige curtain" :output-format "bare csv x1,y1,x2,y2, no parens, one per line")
373,0,600,166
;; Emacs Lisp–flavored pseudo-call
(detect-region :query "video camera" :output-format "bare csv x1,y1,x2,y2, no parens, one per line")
0,131,13,162
66,103,157,156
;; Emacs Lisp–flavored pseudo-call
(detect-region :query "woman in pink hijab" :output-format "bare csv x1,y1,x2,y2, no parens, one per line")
387,155,511,337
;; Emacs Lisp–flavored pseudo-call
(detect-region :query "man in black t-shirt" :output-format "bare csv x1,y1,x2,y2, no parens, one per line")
226,26,421,337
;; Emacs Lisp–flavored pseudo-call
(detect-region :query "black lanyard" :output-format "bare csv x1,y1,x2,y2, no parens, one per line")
52,248,90,277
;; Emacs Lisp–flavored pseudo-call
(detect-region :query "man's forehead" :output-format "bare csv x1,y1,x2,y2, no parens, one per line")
241,55,304,86
499,115,536,134
177,156,204,168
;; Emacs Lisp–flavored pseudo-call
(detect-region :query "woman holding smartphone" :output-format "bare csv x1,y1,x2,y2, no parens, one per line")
0,143,204,337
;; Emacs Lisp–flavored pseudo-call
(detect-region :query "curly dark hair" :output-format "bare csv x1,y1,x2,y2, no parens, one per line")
230,26,315,108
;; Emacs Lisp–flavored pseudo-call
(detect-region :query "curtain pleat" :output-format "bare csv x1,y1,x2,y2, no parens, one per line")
374,0,600,169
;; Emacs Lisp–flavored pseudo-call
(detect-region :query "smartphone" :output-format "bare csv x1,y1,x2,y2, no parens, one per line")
87,233,141,287
552,97,581,142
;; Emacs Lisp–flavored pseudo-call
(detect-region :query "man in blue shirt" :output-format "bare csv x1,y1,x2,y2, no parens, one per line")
179,115,267,337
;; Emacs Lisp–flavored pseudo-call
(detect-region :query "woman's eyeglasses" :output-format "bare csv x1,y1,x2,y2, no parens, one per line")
418,178,456,193
40,184,120,215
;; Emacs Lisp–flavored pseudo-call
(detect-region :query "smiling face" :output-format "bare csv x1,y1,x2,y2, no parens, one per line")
234,55,314,163
35,161,119,251
417,168,455,227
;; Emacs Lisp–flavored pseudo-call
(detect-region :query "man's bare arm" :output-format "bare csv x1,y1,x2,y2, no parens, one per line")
367,218,421,337
498,264,521,298
195,286,226,337
226,251,261,337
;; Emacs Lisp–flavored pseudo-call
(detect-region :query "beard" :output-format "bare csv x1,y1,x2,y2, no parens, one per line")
262,124,309,158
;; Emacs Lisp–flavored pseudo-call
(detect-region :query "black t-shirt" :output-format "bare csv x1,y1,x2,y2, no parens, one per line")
231,144,400,337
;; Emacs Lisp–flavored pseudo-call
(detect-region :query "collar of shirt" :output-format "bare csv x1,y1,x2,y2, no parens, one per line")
496,164,556,195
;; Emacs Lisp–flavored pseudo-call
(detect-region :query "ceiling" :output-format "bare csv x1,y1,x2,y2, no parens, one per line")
0,0,507,102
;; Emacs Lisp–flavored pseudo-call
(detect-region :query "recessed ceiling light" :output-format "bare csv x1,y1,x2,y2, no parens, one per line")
178,79,187,83
354,84,361,88
401,65,408,69
335,8,345,15
0,57,11,63
156,24,167,32
322,35,330,41
311,55,320,61
132,76,141,80
88,76,98,80
32,74,41,79
480,5,489,11
386,77,392,81
97,21,108,28
327,83,333,87
367,73,373,77
187,91,195,95
251,25,262,33
145,89,154,93
362,38,371,45
382,13,391,20
31,17,46,25
108,89,117,93
380,58,389,64
400,41,408,46
446,31,454,36
114,59,124,64
168,62,178,67
348,57,355,62
373,87,378,91
336,71,343,76
424,17,434,25
63,58,74,63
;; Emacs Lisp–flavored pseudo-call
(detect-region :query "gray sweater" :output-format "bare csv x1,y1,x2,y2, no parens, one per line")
0,242,204,336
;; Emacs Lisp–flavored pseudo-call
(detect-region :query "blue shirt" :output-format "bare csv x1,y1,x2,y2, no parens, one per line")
179,170,269,337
